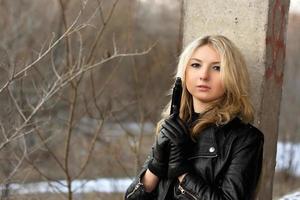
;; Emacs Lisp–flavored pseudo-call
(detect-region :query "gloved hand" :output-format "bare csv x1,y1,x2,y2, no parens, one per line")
161,114,191,178
148,129,170,178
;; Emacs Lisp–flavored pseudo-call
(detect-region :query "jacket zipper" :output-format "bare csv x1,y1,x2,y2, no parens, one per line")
126,179,144,199
178,184,198,200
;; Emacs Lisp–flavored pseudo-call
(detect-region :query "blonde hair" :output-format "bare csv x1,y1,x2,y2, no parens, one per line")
157,35,254,137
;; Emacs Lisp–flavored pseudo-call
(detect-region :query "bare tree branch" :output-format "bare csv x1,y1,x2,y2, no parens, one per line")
7,85,26,121
74,119,104,179
0,3,84,94
86,0,120,64
1,134,27,185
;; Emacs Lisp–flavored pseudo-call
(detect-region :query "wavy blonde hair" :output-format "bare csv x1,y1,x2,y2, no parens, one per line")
157,35,254,137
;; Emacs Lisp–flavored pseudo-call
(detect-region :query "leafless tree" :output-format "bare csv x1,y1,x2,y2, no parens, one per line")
0,0,154,199
0,0,181,199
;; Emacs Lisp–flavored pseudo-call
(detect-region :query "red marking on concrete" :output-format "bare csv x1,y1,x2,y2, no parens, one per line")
265,0,288,86
265,64,274,79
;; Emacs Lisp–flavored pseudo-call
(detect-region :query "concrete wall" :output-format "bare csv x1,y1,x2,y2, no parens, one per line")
181,0,290,199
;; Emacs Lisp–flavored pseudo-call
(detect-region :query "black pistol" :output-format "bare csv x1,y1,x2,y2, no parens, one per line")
170,77,182,117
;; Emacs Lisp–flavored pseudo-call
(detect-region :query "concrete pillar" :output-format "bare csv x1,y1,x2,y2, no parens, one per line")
181,0,290,199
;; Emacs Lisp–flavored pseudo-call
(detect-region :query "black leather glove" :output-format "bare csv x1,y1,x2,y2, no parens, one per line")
161,115,191,178
147,130,170,178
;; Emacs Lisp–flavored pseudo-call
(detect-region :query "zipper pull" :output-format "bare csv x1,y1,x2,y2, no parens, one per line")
135,182,143,189
126,179,144,199
178,185,186,194
178,184,198,200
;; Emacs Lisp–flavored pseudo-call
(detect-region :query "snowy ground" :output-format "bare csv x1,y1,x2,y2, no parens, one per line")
1,142,300,199
1,178,132,194
276,142,300,199
279,191,300,200
276,142,300,176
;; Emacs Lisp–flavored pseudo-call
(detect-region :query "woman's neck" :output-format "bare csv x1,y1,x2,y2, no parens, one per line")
192,97,209,113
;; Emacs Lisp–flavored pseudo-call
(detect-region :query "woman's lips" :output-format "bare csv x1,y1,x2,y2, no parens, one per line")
196,85,211,91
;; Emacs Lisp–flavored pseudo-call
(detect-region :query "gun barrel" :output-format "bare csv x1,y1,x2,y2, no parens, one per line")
170,77,182,116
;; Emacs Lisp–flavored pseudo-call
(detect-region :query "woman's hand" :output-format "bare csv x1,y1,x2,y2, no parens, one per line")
161,115,191,178
148,128,170,178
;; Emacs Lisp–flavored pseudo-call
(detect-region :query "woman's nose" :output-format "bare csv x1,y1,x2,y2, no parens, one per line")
199,66,209,80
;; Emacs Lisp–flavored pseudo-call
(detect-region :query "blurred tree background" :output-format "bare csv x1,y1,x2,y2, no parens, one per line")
0,0,181,199
0,0,299,199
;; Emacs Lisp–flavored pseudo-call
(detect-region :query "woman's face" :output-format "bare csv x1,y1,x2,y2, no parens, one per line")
185,44,225,112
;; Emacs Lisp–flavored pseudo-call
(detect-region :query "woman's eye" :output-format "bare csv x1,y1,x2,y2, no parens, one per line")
212,65,221,71
191,63,201,68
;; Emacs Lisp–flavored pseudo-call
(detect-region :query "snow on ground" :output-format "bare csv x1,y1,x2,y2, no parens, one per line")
276,142,300,175
269,142,300,200
1,178,133,194
279,191,300,200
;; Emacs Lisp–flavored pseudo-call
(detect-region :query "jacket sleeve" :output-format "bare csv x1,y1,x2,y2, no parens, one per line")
177,128,264,200
124,151,158,200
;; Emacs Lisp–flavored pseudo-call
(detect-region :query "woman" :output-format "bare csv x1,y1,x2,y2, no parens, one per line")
125,35,264,200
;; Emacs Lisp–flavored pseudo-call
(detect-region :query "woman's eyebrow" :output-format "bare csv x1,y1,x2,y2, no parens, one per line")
190,58,220,64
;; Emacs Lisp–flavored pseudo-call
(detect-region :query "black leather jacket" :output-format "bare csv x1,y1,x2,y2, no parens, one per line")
125,117,264,200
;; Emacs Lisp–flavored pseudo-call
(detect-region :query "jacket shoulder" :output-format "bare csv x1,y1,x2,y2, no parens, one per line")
223,117,264,143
